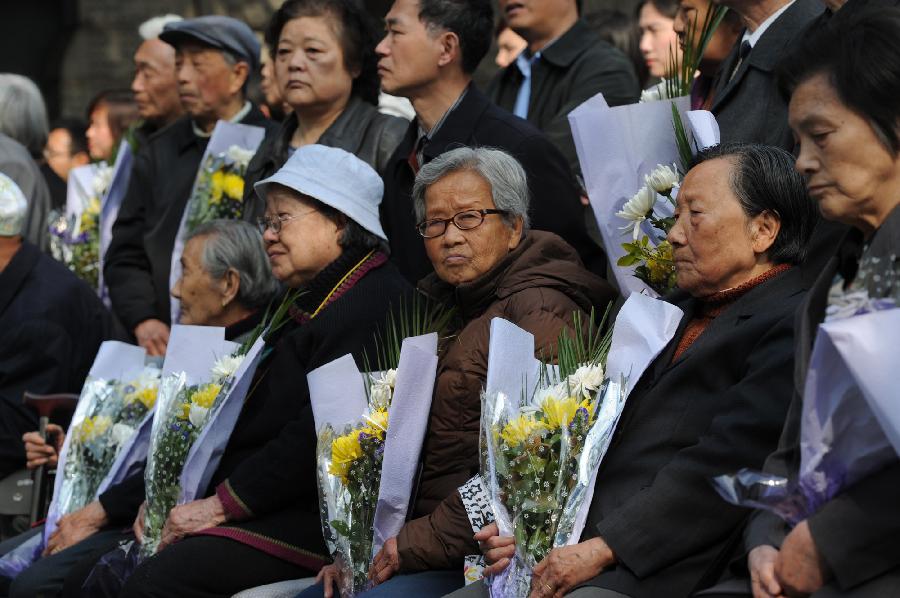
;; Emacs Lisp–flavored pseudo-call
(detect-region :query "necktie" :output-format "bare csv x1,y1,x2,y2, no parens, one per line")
407,135,425,175
728,40,753,83
513,53,539,119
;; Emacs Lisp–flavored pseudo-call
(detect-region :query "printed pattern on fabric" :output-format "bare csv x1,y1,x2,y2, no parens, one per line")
459,474,494,585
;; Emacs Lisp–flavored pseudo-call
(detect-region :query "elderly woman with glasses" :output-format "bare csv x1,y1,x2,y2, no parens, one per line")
100,145,410,598
302,147,617,598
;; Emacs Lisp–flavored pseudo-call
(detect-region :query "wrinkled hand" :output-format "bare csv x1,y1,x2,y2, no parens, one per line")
529,537,615,598
775,521,828,597
135,319,170,357
44,501,107,556
749,545,784,598
23,424,65,469
475,522,516,577
133,501,147,543
159,496,226,551
369,536,400,585
316,563,342,598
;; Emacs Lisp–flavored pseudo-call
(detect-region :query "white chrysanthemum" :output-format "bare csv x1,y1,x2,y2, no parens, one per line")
110,423,135,447
92,164,114,197
134,365,161,389
567,363,605,397
226,145,255,169
644,164,680,196
370,382,393,409
616,186,658,240
533,381,569,406
639,81,670,103
211,354,244,383
189,404,210,428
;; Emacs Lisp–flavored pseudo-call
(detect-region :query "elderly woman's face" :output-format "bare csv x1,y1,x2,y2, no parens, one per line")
790,73,900,235
668,158,778,296
274,16,356,114
423,169,523,286
172,235,230,326
262,186,343,288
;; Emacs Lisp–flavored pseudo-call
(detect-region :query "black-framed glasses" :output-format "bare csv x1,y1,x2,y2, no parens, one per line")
416,209,508,239
257,209,317,235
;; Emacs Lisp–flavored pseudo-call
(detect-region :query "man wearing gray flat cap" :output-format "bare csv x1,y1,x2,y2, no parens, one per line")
105,15,277,358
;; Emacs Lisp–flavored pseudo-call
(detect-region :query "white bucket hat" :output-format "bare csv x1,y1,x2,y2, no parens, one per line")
254,144,387,241
0,172,27,237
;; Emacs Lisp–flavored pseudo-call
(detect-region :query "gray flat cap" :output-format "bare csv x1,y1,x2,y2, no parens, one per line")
160,16,260,72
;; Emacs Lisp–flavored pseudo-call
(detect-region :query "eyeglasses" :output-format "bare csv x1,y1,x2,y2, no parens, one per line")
257,209,317,235
416,209,508,239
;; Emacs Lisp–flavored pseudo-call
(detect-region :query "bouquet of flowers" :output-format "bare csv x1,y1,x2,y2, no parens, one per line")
140,330,243,557
184,145,256,233
48,162,113,290
312,301,450,596
713,304,900,525
169,121,265,323
481,313,625,597
0,342,155,578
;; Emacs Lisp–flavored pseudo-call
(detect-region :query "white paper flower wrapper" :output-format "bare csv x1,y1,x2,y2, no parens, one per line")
713,307,900,524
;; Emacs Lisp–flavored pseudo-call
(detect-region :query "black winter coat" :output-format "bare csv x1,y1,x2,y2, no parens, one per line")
104,107,276,332
582,266,808,598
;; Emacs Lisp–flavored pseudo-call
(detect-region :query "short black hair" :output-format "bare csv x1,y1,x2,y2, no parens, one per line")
49,118,88,156
692,143,818,265
776,7,900,155
265,0,381,105
418,0,493,74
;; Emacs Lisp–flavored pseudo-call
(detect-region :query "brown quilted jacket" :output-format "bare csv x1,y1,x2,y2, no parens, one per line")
396,231,617,571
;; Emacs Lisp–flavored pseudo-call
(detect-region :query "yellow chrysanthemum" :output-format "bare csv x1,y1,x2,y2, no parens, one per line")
75,415,112,443
178,402,191,421
191,383,222,409
540,396,593,430
361,409,389,439
328,432,363,483
222,173,244,200
210,171,225,204
499,414,545,447
126,387,158,410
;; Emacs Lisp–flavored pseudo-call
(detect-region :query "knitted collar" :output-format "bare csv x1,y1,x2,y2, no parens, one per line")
699,263,792,306
288,246,387,324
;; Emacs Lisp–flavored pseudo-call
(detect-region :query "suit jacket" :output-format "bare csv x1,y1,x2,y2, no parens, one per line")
710,0,823,150
380,84,603,285
744,209,900,592
582,266,808,598
104,106,276,332
0,241,123,476
486,20,639,176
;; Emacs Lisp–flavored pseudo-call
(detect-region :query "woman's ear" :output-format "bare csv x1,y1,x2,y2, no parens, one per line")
220,268,241,308
507,216,525,251
750,210,781,255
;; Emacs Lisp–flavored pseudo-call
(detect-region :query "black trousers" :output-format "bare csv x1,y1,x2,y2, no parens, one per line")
104,535,315,598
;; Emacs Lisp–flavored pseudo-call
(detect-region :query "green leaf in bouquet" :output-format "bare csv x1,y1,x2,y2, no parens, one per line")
365,293,455,374
330,519,352,538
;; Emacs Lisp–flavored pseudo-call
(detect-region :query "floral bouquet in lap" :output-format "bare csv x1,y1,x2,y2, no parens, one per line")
480,313,625,597
313,302,450,596
0,342,157,577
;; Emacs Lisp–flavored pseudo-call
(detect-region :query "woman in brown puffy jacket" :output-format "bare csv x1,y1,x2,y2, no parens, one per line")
307,147,617,598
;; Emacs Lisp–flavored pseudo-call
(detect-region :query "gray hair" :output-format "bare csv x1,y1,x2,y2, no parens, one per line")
186,219,281,310
138,14,183,40
0,74,49,158
412,146,530,230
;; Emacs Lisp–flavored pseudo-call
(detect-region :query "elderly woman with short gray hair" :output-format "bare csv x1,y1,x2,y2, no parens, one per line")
171,219,280,341
306,147,617,598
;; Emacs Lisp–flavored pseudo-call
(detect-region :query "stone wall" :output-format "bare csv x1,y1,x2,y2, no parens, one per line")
46,0,640,119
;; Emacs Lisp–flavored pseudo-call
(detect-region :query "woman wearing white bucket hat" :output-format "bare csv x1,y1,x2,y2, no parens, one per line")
115,145,410,597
